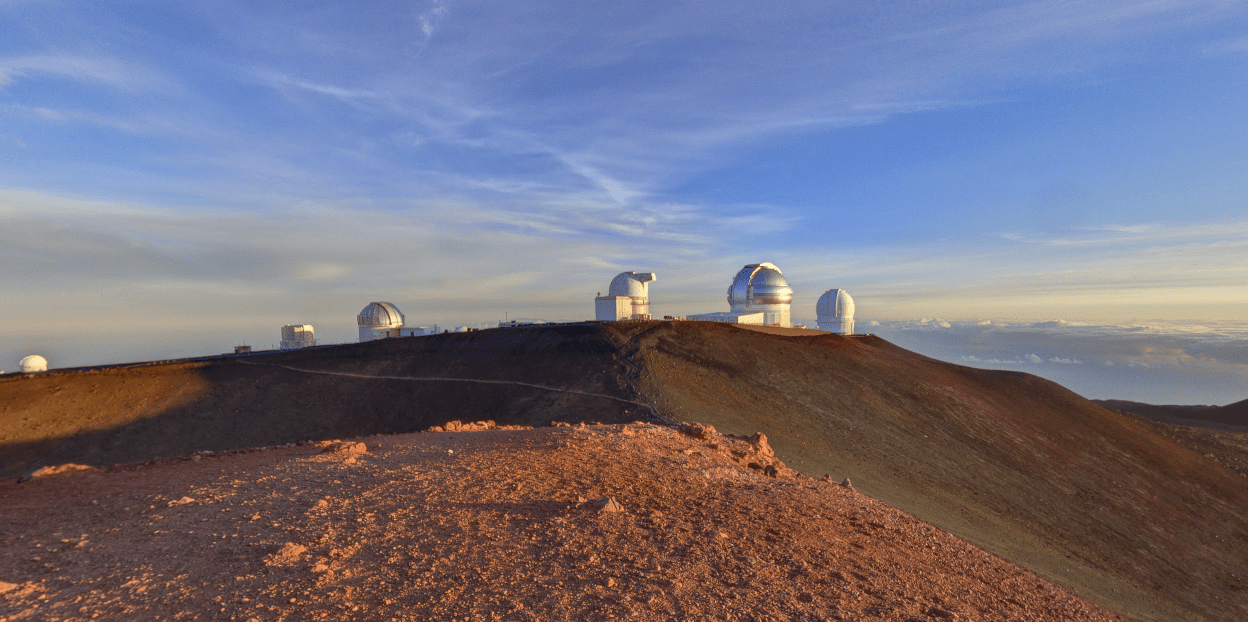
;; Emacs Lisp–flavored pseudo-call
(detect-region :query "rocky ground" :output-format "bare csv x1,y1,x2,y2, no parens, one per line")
0,422,1124,622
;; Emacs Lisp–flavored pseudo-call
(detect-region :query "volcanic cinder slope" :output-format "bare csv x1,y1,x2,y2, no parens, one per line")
2,322,1246,621
0,423,1126,622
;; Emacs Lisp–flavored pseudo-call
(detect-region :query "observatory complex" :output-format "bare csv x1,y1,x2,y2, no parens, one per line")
357,302,438,341
595,272,657,321
816,289,855,335
688,262,794,327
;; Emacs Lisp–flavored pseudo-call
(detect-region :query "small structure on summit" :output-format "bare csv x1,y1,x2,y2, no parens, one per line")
688,262,793,327
595,272,656,321
816,289,855,335
280,324,317,350
357,301,436,341
19,355,48,373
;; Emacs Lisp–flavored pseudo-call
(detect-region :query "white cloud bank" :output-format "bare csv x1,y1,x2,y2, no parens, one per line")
858,319,1248,406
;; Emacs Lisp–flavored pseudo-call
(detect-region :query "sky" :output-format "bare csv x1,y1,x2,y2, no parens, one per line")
1,1,1246,404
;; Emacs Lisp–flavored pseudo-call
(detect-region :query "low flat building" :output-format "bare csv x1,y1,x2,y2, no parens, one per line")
685,311,765,325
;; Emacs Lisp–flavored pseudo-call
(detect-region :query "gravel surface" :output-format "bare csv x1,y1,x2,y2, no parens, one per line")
0,422,1126,622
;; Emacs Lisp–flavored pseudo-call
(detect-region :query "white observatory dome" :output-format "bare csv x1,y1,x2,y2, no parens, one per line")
596,272,656,321
608,271,656,298
20,355,48,373
816,289,855,335
817,289,854,318
357,302,405,329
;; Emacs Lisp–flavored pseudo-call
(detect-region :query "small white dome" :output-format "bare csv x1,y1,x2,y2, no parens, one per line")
817,289,855,319
608,272,656,298
20,355,48,373
357,302,405,328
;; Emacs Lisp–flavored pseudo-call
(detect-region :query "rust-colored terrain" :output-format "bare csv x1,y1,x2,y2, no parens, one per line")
1,423,1125,622
2,322,1246,621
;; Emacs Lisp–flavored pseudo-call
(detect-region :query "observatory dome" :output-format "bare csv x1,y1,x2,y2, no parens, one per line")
817,289,854,319
357,302,405,329
816,289,855,335
19,355,48,373
728,262,793,308
596,271,656,321
608,272,656,298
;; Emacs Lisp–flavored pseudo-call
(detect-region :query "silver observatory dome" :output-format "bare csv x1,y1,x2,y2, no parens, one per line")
357,302,405,329
728,262,793,308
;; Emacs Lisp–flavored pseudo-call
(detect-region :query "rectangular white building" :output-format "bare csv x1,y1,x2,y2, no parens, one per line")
685,311,766,325
280,325,317,350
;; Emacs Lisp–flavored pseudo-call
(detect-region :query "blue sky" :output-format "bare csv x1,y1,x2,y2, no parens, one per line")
2,1,1246,402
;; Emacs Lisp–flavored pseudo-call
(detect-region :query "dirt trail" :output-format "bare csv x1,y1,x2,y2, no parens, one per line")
0,423,1125,622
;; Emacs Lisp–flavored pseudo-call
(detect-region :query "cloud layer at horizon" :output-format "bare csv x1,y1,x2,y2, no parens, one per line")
862,319,1248,406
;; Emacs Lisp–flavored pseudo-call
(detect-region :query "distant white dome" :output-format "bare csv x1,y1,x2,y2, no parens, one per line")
816,289,855,335
357,302,404,329
817,289,855,319
20,355,48,373
608,272,656,298
728,262,793,308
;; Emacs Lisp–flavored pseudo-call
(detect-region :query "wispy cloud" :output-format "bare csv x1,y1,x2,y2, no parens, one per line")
0,54,170,92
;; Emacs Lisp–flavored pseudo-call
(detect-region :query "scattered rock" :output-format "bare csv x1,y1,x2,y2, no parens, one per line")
581,497,625,513
764,465,779,478
168,496,196,507
443,420,497,432
748,432,775,457
840,478,854,490
321,441,368,455
677,422,717,440
24,463,96,481
266,543,308,567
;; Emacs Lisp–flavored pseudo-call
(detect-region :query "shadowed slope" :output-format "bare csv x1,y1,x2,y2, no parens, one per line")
0,326,648,478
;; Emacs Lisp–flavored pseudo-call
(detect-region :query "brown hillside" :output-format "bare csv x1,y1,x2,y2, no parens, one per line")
2,321,1246,621
0,423,1125,622
604,322,1248,622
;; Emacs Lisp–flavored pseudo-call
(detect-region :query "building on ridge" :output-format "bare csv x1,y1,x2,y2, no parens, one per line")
357,301,437,341
816,289,855,335
19,355,47,373
280,325,317,350
595,272,656,321
688,262,793,327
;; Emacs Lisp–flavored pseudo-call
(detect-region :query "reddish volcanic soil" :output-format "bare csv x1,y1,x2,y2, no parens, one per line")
3,322,1246,621
0,423,1125,622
